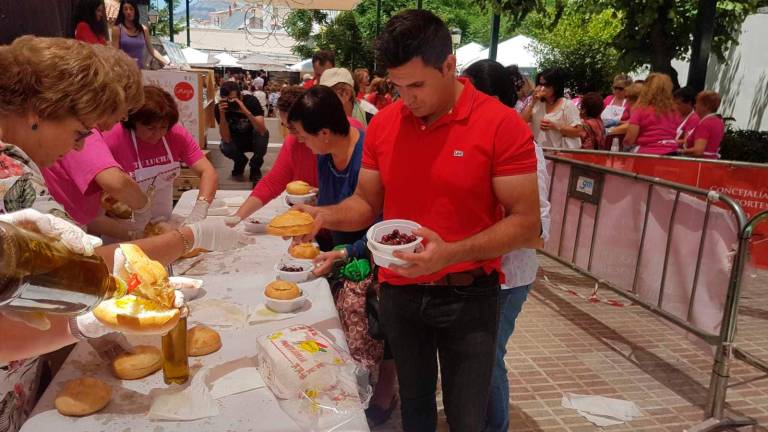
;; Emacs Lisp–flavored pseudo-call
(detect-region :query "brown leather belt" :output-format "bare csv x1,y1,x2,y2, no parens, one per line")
419,268,489,287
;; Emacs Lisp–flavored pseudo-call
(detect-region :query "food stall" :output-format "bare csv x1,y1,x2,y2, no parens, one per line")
20,190,370,432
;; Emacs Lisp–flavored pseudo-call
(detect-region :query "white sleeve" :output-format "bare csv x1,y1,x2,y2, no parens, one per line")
565,100,582,126
534,145,551,241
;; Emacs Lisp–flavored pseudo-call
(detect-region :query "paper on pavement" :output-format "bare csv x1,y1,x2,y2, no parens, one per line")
149,368,219,421
561,393,642,426
207,357,266,399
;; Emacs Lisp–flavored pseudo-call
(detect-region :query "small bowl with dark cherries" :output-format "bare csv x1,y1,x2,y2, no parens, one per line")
273,258,314,283
367,220,423,257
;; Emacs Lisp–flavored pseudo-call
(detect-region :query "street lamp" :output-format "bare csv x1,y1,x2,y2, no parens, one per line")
450,27,462,52
147,8,159,35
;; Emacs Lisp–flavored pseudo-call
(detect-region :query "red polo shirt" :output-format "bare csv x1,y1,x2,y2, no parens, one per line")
362,77,536,285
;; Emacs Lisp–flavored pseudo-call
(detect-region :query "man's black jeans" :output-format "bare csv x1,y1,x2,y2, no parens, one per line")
380,272,500,432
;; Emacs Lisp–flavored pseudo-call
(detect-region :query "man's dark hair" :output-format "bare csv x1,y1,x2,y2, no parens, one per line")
288,85,350,136
673,86,697,105
374,9,451,71
311,50,335,67
535,68,567,100
220,81,240,98
463,59,518,108
580,92,604,119
276,85,306,113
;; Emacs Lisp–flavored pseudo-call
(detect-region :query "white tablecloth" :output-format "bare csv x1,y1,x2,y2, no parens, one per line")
22,190,369,432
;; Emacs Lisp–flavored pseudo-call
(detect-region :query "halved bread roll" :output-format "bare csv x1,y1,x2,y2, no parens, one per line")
289,243,320,259
93,295,180,335
267,209,314,237
286,180,313,195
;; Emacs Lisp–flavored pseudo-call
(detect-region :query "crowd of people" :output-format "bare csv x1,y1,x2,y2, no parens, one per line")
0,2,734,432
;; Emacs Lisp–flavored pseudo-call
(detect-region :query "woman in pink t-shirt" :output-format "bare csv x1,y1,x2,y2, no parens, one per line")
624,73,682,155
680,91,725,159
104,86,218,234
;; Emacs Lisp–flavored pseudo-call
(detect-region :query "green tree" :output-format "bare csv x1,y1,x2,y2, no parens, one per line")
152,0,186,39
579,0,768,87
522,6,621,93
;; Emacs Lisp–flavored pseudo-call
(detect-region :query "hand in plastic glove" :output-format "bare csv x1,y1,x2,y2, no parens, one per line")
224,216,242,227
113,248,185,307
188,219,255,252
0,209,102,256
74,312,114,339
312,250,344,277
184,200,210,224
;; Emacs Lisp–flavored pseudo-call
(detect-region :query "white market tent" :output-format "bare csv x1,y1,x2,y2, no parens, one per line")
289,58,314,74
242,0,361,10
182,47,220,68
238,52,286,71
214,52,241,68
463,35,538,72
455,42,486,71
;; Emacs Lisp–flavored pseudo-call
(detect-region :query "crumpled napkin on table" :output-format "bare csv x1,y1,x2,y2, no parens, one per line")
207,357,266,399
248,303,298,324
188,299,250,328
149,368,219,421
561,393,643,426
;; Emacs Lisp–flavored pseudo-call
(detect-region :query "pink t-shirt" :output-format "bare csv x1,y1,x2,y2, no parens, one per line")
42,130,121,225
679,111,700,138
251,134,318,203
104,123,204,175
629,107,682,155
686,115,725,159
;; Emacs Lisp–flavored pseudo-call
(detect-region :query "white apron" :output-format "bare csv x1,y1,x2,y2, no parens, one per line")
676,111,695,141
104,131,180,241
600,98,626,127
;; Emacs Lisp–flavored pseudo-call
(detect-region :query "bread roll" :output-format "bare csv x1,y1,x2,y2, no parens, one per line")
267,210,315,237
265,280,301,300
187,325,222,356
55,377,112,416
111,345,162,380
93,295,180,335
289,243,320,260
286,180,313,195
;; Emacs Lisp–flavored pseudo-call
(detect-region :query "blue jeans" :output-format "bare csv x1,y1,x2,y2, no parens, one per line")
485,284,531,432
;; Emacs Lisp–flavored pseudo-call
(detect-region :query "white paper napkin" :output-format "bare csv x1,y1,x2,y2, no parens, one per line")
207,357,266,399
149,368,220,421
189,299,249,328
561,393,642,426
248,303,298,324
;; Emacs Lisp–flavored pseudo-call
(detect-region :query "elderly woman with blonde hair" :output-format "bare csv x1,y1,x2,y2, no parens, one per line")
624,73,682,155
0,37,245,431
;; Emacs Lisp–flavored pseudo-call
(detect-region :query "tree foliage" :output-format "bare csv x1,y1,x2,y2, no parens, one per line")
153,0,187,39
523,6,621,93
577,0,768,86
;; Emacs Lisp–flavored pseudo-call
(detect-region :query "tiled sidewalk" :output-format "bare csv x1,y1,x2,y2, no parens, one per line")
377,254,768,431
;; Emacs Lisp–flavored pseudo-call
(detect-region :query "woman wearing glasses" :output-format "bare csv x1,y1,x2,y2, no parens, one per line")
601,74,634,128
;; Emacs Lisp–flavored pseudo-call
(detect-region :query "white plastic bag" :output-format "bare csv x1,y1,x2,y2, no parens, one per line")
256,324,371,431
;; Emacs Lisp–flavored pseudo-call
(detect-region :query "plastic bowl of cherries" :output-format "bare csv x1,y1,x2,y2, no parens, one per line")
273,259,314,283
367,219,423,257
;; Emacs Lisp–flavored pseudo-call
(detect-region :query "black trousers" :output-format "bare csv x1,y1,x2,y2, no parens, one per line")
380,272,500,432
220,130,269,178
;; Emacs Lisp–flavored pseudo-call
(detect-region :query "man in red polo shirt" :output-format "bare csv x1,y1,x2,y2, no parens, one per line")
296,10,540,431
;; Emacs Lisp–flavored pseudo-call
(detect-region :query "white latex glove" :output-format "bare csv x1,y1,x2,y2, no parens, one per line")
224,216,242,227
188,219,254,252
184,200,210,224
0,209,102,255
75,312,114,339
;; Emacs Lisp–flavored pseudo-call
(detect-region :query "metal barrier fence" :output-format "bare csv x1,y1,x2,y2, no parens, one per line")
541,153,767,431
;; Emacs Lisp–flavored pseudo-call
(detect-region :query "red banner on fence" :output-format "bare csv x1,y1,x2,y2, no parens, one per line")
552,152,768,267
